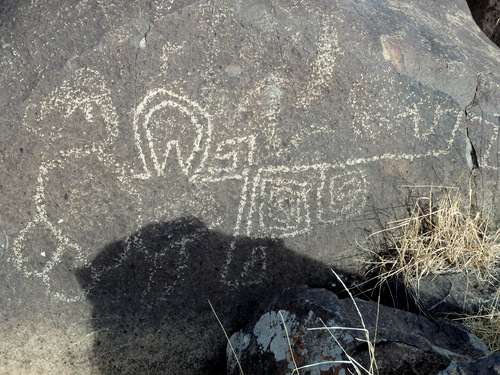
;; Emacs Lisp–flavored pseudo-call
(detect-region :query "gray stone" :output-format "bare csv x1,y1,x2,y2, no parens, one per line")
414,273,499,315
228,286,491,375
373,273,499,317
439,353,500,375
2,0,500,373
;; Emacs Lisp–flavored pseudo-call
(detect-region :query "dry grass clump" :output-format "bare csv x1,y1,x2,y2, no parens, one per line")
460,302,500,352
368,185,500,295
366,183,500,352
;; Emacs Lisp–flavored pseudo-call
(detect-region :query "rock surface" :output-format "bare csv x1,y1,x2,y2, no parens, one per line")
415,273,500,315
75,217,333,374
467,0,500,46
439,353,500,375
2,0,500,373
227,286,491,375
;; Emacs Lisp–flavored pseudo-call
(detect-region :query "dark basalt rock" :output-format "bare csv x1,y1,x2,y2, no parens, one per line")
439,352,500,375
2,0,500,373
467,0,500,47
414,273,499,316
228,286,491,375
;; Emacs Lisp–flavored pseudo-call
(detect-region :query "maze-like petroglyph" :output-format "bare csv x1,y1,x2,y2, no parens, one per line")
200,135,256,180
232,165,367,239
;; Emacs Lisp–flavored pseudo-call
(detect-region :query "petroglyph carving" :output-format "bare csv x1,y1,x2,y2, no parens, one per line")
204,136,256,179
318,170,368,223
220,241,268,288
13,68,122,301
133,89,213,178
234,166,367,239
13,161,89,301
301,13,344,105
251,171,313,238
234,74,284,149
11,15,470,300
24,68,119,152
160,41,187,69
13,72,466,300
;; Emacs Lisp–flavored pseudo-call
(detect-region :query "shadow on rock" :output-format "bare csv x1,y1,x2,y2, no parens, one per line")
76,216,333,374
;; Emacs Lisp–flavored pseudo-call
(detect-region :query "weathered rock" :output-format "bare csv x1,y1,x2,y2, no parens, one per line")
228,286,490,375
439,353,500,375
2,0,500,373
373,273,499,317
467,0,500,46
75,218,333,374
414,273,499,315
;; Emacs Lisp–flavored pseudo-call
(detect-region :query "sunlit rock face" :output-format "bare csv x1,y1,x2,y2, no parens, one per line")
1,0,500,373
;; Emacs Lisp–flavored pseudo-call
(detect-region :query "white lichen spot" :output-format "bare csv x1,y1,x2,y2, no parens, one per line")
224,64,242,77
264,85,281,99
254,310,294,361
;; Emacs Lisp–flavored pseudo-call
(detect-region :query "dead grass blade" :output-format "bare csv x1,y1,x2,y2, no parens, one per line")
304,270,379,375
279,310,300,375
208,300,245,375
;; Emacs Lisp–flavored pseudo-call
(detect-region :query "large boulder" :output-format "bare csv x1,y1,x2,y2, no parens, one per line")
2,0,500,373
227,286,490,375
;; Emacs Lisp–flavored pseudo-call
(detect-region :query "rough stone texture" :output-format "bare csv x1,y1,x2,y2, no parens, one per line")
2,0,500,373
439,353,500,375
374,273,500,317
227,286,490,375
467,0,500,46
415,273,500,315
75,217,333,373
